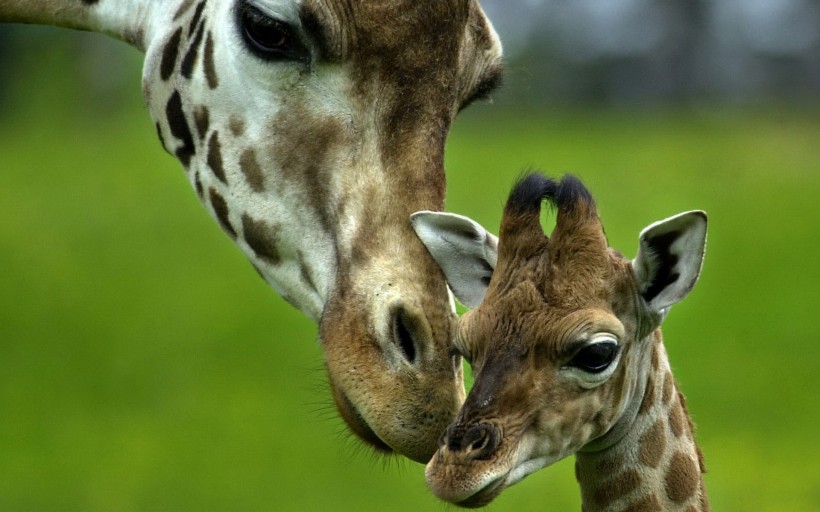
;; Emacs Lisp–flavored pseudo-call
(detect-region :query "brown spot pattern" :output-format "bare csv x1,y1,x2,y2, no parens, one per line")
662,372,674,405
271,103,347,233
194,106,210,140
240,149,265,192
665,451,699,503
619,494,662,512
209,188,236,238
596,454,626,475
173,0,195,20
242,214,281,265
160,27,183,81
165,90,195,166
669,401,686,438
154,122,167,153
639,419,667,468
594,469,642,507
188,1,206,35
207,132,227,184
181,22,205,78
194,173,204,198
204,32,219,89
639,372,655,415
229,116,246,137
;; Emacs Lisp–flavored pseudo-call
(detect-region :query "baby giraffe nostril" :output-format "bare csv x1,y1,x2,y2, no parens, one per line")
448,423,499,461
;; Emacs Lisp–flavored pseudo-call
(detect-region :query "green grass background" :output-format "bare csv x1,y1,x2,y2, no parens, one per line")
1,31,819,511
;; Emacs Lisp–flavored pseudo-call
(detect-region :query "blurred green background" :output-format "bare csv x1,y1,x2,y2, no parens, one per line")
2,17,820,512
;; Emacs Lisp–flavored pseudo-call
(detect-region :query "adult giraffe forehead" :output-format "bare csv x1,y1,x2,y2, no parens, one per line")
1,0,504,463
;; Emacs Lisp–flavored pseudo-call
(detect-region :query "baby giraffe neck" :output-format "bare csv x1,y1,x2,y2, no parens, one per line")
575,336,709,511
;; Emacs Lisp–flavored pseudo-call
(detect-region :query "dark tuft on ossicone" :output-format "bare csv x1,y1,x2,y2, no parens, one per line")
554,174,596,214
505,173,558,215
505,173,594,216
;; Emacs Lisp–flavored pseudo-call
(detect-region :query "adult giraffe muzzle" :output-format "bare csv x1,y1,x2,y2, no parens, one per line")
1,0,504,462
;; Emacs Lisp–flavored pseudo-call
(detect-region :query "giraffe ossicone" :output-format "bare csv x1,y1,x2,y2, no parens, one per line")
413,174,710,510
1,0,504,463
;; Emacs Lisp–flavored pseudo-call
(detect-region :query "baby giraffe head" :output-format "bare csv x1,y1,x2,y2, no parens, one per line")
412,174,707,507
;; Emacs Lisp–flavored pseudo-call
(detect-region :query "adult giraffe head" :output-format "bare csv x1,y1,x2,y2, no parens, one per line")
2,0,503,462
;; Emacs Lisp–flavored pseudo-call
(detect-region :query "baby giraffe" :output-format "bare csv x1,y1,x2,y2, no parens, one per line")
412,174,709,511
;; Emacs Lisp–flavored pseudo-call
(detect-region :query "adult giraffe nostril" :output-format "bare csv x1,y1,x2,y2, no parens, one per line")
391,307,419,365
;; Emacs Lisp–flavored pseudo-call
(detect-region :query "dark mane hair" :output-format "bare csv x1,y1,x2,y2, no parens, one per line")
505,173,595,216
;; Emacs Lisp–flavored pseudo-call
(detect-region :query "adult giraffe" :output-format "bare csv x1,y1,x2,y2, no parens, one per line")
1,0,504,462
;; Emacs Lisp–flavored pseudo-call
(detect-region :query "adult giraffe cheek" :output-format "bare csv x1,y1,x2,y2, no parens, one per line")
319,278,464,463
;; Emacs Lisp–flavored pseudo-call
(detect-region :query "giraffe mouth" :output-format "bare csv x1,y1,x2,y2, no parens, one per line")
333,385,393,455
454,476,506,508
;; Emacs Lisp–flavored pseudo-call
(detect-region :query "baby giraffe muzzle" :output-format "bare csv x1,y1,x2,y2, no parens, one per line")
413,174,710,511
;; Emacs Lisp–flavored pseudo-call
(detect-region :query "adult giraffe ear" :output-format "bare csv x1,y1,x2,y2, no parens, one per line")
632,210,707,313
411,211,498,309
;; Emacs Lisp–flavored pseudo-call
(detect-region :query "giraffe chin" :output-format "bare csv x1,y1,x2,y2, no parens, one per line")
453,476,506,509
326,367,460,464
330,384,393,456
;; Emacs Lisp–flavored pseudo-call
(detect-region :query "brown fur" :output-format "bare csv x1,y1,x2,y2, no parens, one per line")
426,175,709,510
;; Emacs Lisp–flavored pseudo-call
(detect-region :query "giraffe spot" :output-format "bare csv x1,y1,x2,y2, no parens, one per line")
166,91,195,167
651,341,661,371
194,106,210,140
242,214,281,265
173,0,196,20
181,22,206,79
593,468,641,507
160,27,183,81
209,188,236,239
204,32,219,89
639,372,655,415
662,372,674,405
155,122,167,153
669,401,686,438
189,1,206,35
194,172,204,199
665,451,700,504
676,390,697,441
240,149,265,192
229,116,246,137
594,453,625,477
207,132,227,184
619,494,662,512
639,419,667,469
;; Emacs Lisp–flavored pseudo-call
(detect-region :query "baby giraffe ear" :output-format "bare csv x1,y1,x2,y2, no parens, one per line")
632,211,707,313
411,211,499,308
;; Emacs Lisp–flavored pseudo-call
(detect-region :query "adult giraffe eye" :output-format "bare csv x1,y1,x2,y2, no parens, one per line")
239,3,307,62
568,341,620,374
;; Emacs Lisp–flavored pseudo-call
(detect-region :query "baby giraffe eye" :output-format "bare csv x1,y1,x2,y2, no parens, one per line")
567,340,620,374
